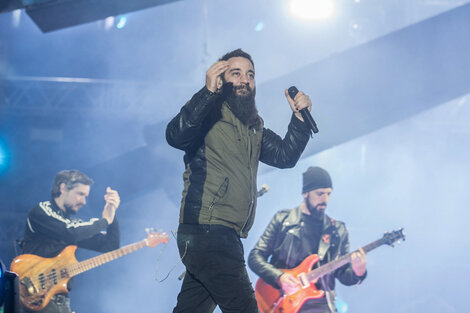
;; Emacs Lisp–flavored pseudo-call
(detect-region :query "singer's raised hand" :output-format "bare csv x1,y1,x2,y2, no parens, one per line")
285,89,312,122
206,61,230,93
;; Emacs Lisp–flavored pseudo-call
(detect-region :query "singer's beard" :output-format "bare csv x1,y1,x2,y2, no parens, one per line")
222,83,259,127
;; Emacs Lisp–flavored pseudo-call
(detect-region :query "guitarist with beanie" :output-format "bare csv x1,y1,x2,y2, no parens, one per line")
19,170,120,313
248,166,367,313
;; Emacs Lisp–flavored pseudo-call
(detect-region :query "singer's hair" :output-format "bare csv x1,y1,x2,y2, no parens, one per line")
51,170,94,198
219,49,254,69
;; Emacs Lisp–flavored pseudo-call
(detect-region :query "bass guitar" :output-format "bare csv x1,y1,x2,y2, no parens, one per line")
10,229,169,311
255,228,405,313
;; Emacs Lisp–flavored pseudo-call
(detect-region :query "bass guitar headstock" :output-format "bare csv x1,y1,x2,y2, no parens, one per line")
145,228,169,247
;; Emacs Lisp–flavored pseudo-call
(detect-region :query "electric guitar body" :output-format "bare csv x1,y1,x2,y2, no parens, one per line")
10,246,78,311
254,228,405,313
10,231,168,311
255,254,324,313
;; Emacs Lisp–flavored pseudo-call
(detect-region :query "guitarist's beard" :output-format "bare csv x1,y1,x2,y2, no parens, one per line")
309,205,325,221
306,196,326,221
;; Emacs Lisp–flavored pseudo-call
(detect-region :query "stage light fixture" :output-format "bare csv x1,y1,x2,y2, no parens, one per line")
289,0,335,20
11,9,21,27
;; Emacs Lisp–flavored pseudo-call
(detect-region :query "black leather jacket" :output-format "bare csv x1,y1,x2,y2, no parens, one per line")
248,205,366,312
166,86,311,237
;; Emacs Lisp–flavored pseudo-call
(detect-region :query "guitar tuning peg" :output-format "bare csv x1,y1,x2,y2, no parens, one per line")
145,228,150,234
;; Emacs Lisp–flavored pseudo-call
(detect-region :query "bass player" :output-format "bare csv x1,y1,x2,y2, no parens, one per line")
19,170,120,313
248,166,367,313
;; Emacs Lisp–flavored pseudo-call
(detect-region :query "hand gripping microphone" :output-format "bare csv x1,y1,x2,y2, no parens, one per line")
288,86,319,134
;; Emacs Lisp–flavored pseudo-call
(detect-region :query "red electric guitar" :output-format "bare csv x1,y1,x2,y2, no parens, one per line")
255,228,405,313
10,229,169,311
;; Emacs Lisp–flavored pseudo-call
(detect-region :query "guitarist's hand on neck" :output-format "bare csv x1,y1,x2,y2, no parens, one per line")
350,247,367,277
278,273,300,294
102,187,120,224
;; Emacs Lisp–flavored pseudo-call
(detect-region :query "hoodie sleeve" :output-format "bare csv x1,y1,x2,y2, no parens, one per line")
76,218,120,252
27,201,110,245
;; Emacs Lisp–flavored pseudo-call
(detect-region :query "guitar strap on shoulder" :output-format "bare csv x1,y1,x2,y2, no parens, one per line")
320,276,337,313
328,222,341,256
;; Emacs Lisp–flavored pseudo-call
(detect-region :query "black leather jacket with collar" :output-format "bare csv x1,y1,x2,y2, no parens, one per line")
248,205,366,312
166,86,310,238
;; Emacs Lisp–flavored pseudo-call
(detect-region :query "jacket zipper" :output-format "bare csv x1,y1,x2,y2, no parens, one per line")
241,128,256,235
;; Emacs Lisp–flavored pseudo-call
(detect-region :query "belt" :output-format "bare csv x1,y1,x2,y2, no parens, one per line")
178,223,237,235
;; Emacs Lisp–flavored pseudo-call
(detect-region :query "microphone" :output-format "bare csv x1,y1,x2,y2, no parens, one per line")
257,184,269,197
288,86,319,134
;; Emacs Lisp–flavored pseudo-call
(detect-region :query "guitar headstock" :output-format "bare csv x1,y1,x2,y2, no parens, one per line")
382,228,405,247
145,228,170,248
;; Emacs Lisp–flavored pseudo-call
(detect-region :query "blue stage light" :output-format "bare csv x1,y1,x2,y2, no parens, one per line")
0,142,8,173
336,297,349,313
0,150,4,165
116,16,127,29
255,21,265,32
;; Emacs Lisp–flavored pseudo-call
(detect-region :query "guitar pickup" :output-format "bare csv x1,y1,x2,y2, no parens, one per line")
38,273,45,289
297,273,310,289
51,269,58,285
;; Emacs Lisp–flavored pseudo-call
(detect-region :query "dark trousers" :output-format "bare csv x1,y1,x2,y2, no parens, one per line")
173,224,259,313
299,301,332,313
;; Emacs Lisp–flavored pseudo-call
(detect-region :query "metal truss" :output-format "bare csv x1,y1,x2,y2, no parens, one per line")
1,76,158,118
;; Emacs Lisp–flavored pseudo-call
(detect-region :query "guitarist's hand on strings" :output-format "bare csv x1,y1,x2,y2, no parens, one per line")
278,273,300,294
351,247,367,277
102,187,120,224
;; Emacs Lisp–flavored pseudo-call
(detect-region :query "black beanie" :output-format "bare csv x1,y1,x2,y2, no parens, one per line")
302,166,333,193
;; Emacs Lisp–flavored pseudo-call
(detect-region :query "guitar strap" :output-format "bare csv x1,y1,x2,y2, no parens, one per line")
320,276,337,313
319,220,341,313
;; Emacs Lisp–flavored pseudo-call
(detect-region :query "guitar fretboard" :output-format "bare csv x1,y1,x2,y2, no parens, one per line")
305,238,384,282
66,240,148,277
